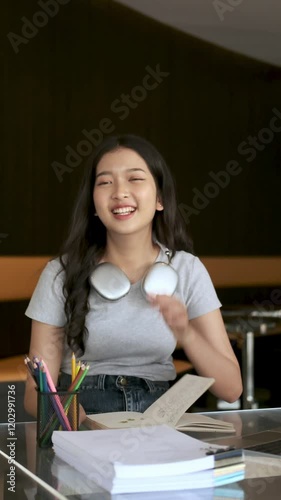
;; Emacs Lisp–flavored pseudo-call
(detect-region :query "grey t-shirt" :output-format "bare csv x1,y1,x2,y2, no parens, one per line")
25,245,221,381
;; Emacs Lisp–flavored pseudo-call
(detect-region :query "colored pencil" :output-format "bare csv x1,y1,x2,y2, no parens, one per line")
25,355,90,445
71,352,76,382
41,360,72,431
24,357,39,386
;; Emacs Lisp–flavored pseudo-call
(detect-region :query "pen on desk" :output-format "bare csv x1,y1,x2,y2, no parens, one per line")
205,446,236,455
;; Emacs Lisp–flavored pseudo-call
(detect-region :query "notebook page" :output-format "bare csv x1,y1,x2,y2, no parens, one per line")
176,413,234,431
143,374,214,426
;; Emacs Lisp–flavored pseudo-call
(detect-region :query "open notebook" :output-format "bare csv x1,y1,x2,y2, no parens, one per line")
85,373,235,433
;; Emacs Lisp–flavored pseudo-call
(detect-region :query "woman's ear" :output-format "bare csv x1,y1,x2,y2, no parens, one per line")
156,199,164,211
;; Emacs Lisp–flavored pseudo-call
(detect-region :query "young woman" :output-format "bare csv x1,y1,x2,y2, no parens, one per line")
24,134,242,422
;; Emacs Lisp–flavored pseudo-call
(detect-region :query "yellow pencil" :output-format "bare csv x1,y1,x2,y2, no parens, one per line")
75,360,81,376
71,352,76,382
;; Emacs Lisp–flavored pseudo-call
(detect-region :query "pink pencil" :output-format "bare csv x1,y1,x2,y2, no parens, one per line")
41,359,72,431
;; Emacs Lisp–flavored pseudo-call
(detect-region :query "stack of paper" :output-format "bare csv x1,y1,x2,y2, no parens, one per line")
52,425,244,494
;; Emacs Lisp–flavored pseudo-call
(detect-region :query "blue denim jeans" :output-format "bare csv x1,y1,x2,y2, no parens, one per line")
58,373,170,414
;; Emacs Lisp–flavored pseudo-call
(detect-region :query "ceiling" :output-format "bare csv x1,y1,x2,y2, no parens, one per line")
115,0,281,67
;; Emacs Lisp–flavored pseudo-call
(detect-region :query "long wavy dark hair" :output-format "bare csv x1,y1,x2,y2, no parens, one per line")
56,134,193,355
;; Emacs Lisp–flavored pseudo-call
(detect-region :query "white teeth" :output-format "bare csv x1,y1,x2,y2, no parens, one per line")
112,207,136,214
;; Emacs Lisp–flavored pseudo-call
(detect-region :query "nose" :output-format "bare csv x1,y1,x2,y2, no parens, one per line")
111,180,129,200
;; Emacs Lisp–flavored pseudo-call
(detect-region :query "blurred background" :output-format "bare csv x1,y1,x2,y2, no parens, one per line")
0,0,281,420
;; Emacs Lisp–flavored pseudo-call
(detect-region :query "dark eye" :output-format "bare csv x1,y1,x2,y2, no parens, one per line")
130,177,144,182
96,180,111,186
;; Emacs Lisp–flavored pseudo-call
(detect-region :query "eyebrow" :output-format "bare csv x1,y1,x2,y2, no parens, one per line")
96,168,146,179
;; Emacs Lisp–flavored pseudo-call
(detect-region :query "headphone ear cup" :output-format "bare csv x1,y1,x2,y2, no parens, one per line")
142,263,178,297
90,263,131,300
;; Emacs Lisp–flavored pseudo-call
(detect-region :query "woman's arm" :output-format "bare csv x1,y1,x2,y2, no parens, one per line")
181,309,242,402
24,319,65,418
148,295,243,403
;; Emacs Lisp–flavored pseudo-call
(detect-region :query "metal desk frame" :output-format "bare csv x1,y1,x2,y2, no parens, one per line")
223,309,281,410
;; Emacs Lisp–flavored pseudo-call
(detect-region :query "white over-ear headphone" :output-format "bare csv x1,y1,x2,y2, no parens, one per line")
89,249,178,301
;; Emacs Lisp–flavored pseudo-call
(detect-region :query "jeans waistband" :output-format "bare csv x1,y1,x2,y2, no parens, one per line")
59,372,170,392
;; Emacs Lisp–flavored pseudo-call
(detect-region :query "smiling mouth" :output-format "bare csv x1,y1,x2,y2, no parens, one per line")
112,207,136,215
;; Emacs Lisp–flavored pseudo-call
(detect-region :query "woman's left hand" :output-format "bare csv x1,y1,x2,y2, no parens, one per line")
148,294,189,343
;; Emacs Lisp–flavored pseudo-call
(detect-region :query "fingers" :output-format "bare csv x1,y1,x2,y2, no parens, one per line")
147,294,185,317
147,294,189,340
147,293,174,309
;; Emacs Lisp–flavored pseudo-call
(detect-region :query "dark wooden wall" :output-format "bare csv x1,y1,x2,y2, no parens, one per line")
1,0,281,258
1,0,281,391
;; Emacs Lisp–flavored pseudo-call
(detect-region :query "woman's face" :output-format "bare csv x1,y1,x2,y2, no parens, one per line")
93,147,163,237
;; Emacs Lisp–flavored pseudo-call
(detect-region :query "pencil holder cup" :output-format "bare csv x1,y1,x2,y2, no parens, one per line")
36,389,79,448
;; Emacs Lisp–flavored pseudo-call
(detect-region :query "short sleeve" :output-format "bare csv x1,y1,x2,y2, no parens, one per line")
186,257,222,320
25,259,67,327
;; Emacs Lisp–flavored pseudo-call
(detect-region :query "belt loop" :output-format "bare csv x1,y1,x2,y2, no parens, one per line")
97,374,106,390
144,378,155,392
